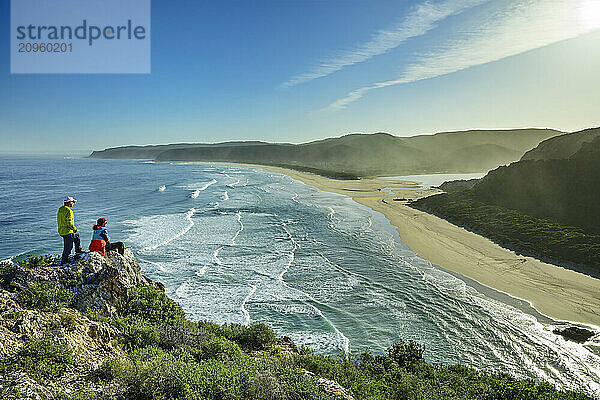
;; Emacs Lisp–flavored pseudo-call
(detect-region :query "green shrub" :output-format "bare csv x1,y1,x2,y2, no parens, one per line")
0,339,75,380
288,341,596,400
58,309,77,328
121,317,161,349
94,319,594,400
240,323,278,350
196,321,277,351
103,346,248,399
226,323,278,350
122,284,186,326
490,378,590,400
16,254,58,269
195,336,243,361
101,346,332,400
157,324,208,350
386,340,425,369
16,281,73,312
197,320,224,334
0,261,14,276
83,308,109,323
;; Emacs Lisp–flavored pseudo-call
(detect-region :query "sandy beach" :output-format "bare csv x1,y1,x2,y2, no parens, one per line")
237,163,600,328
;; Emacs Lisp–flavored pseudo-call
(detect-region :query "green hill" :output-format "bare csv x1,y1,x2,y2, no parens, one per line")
88,141,270,160
154,133,430,176
521,127,600,161
412,128,600,273
472,134,600,232
90,129,563,176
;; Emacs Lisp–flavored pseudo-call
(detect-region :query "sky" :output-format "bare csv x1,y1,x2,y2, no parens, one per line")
1,0,600,153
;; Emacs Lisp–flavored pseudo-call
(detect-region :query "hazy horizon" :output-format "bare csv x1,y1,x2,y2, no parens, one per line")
1,125,581,155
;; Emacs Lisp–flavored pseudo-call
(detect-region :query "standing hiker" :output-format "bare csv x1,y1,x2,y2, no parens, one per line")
57,196,84,264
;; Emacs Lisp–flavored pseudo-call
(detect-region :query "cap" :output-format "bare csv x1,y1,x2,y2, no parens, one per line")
64,196,77,203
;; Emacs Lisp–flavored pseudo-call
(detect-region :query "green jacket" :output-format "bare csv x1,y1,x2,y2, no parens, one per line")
57,205,76,236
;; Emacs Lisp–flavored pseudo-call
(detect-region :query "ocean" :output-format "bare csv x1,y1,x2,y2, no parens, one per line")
1,155,599,395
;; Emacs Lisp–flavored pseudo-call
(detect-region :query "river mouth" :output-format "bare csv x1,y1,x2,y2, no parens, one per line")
378,173,488,189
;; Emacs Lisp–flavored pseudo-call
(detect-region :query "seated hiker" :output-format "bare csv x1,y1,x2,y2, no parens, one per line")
89,217,125,256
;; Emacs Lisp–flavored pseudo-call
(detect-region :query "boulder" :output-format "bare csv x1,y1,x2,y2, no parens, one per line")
72,249,162,314
553,326,596,343
303,369,355,400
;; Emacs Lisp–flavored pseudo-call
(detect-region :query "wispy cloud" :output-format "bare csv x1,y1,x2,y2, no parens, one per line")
282,0,490,88
323,0,600,111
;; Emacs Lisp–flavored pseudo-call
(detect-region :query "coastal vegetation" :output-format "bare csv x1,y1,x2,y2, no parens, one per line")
0,253,593,399
412,191,600,273
470,133,600,233
520,127,600,161
435,178,480,192
412,128,600,274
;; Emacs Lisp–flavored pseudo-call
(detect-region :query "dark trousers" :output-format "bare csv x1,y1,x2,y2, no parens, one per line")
106,241,125,255
61,231,82,264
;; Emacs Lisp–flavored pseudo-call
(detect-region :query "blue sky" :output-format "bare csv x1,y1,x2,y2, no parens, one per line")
1,0,600,153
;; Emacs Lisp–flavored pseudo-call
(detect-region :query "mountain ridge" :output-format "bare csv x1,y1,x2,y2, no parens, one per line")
521,127,600,161
90,128,564,176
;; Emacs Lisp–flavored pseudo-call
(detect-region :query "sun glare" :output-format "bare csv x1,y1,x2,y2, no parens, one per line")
578,0,600,30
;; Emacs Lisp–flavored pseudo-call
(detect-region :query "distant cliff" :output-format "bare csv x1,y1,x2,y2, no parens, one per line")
90,129,563,176
521,127,600,161
471,128,600,233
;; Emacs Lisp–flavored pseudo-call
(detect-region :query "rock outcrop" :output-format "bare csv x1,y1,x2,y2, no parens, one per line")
0,250,360,400
0,286,123,398
0,249,165,398
1,249,163,315
553,326,596,343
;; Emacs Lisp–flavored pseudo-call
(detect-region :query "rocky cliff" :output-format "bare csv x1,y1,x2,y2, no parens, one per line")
0,251,593,399
0,251,359,400
2,250,163,315
0,250,164,398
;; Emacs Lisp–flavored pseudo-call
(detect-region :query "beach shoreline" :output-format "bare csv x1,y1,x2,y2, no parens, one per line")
229,163,600,329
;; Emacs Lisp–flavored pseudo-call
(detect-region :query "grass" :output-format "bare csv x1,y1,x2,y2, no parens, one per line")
16,281,74,312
